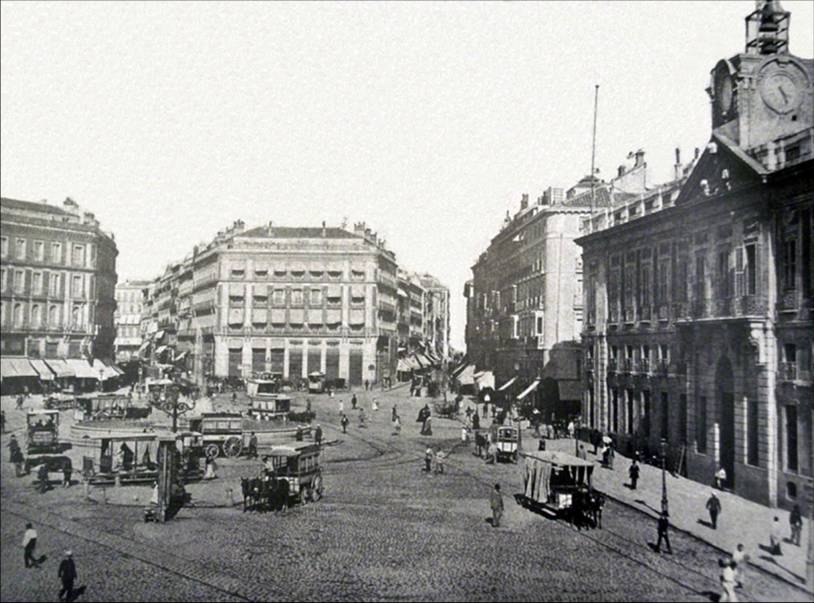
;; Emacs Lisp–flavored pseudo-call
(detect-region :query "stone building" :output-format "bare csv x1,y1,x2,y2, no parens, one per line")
465,186,605,411
114,279,149,362
139,220,425,386
419,273,451,360
0,197,118,361
578,1,813,508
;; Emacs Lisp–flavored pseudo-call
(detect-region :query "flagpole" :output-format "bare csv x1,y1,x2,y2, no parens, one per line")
590,84,600,216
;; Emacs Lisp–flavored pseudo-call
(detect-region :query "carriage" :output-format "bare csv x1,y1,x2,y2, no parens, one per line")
493,425,520,462
433,398,458,419
246,379,292,420
44,392,76,410
519,450,599,520
186,412,245,459
26,410,61,455
73,393,147,422
267,443,324,505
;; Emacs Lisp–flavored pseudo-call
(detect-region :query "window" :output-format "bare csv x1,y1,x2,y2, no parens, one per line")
641,345,650,371
71,275,83,297
31,304,41,327
49,305,59,327
51,242,62,264
0,236,7,257
626,389,635,435
16,238,26,259
639,264,651,309
291,289,303,306
310,289,322,306
786,405,798,471
72,244,85,267
657,260,669,304
272,289,286,305
71,305,83,328
49,273,60,297
13,303,24,326
696,396,707,453
32,272,42,294
34,240,44,261
717,249,730,298
14,270,24,294
695,254,706,300
230,268,245,278
675,256,689,302
745,244,757,295
747,397,759,466
783,239,797,289
611,389,619,432
536,316,543,335
0,268,5,292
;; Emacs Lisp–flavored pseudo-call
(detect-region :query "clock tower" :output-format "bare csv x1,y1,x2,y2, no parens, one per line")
707,0,813,149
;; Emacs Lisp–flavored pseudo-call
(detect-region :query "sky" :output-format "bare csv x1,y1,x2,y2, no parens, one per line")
2,1,813,351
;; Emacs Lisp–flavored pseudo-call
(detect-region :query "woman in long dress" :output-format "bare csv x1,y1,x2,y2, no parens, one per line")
204,455,217,480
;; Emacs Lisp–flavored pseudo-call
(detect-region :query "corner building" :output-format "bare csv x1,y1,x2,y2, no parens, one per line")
578,2,813,508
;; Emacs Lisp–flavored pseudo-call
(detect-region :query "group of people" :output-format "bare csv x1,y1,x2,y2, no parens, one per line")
424,447,446,474
20,522,78,601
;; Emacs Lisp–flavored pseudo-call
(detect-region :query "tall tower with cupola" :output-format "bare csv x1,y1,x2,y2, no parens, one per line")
707,0,813,149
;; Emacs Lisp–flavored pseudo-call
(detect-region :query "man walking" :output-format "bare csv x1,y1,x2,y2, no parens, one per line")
706,492,722,529
490,483,504,528
655,512,672,554
340,414,349,434
22,522,38,568
314,424,323,447
425,447,433,472
770,516,783,555
628,459,640,489
248,432,258,459
790,504,803,546
351,393,357,410
58,550,77,601
732,543,748,589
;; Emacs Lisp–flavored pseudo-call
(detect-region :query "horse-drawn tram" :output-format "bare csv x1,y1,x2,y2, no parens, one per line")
519,450,599,520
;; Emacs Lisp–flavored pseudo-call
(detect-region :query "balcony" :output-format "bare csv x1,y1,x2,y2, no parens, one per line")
622,358,633,373
608,358,618,372
657,304,670,321
656,359,670,376
639,306,651,322
636,358,651,374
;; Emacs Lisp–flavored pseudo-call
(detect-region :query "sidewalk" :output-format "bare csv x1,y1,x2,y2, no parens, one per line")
545,437,811,591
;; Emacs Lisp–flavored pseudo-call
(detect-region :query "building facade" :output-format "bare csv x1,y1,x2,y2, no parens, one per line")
578,2,813,509
465,188,602,408
114,279,149,362
0,197,118,362
139,221,449,386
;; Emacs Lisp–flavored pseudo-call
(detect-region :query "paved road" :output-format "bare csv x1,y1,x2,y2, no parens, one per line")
0,389,807,601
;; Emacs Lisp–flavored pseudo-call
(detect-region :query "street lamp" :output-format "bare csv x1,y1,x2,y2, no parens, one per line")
151,383,195,432
574,416,581,456
661,438,669,516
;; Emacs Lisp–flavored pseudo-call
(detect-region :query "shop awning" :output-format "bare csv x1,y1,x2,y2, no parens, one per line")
517,379,541,401
155,345,169,356
456,364,475,386
29,359,55,380
474,370,495,390
153,330,165,341
397,358,412,372
66,359,98,380
498,376,517,392
174,350,189,362
44,359,75,378
4,358,38,378
92,359,120,381
138,341,150,353
452,362,472,378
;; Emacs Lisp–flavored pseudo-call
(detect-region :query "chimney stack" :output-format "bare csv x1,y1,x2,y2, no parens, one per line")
617,165,627,178
520,193,529,210
322,221,327,238
674,147,683,180
694,147,700,160
267,221,273,235
634,149,646,168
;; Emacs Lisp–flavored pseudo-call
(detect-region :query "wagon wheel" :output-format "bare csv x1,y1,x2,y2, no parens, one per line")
205,443,220,459
223,436,243,458
311,475,323,501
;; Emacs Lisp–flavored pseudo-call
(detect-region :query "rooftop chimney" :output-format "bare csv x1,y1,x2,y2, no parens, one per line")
634,149,646,168
694,147,700,160
674,147,683,180
267,221,273,235
617,165,627,177
520,193,529,210
322,221,327,238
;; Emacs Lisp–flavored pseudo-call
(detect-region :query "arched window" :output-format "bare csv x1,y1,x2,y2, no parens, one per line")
13,303,23,326
49,305,59,327
31,304,41,327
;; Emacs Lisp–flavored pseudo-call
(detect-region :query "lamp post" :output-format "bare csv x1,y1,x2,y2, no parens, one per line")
152,383,194,432
661,438,669,516
575,417,581,456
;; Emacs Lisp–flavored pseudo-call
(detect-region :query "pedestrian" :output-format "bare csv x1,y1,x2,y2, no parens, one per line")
567,419,575,439
62,462,72,488
790,504,803,546
358,408,367,428
577,445,587,461
655,512,672,554
769,516,783,555
351,394,357,410
607,442,615,469
425,447,433,472
22,522,38,568
314,424,323,446
591,428,601,455
472,411,480,431
486,440,498,465
9,435,25,476
490,483,504,528
1,409,5,433
391,414,401,436
706,492,722,529
16,393,25,410
340,413,349,434
435,449,446,474
58,550,77,601
248,432,258,458
719,558,738,602
37,462,50,493
364,379,369,392
338,399,344,414
461,425,468,445
715,466,727,490
231,390,237,403
204,454,216,480
732,543,748,589
372,398,379,412
629,460,640,489
392,404,398,422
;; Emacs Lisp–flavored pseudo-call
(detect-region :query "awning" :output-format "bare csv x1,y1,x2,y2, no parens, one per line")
451,362,472,378
153,330,165,341
44,359,75,378
397,358,412,372
29,359,55,380
138,341,150,353
174,350,189,363
3,358,39,378
66,359,98,380
92,359,120,381
498,376,517,392
412,354,425,369
517,379,541,401
474,370,495,390
456,364,475,385
155,345,169,356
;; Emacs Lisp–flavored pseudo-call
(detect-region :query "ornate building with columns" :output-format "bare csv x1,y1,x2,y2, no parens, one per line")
578,1,813,508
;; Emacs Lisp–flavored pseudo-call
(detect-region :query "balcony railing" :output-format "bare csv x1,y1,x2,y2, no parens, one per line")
636,358,651,374
656,359,669,376
639,306,651,322
608,358,618,372
622,358,633,373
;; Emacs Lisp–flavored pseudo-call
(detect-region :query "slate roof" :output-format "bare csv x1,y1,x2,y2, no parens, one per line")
241,226,360,239
0,197,70,216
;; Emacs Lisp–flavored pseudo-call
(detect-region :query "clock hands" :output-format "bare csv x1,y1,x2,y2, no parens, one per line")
778,85,789,104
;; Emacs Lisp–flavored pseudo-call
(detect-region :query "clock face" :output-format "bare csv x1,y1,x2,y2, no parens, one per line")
758,61,806,114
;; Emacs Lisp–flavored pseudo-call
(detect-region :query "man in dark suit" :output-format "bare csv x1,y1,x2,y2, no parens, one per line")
58,550,77,601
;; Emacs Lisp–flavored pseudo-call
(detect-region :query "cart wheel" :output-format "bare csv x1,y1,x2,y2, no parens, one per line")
223,436,243,458
205,444,220,459
312,475,323,501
